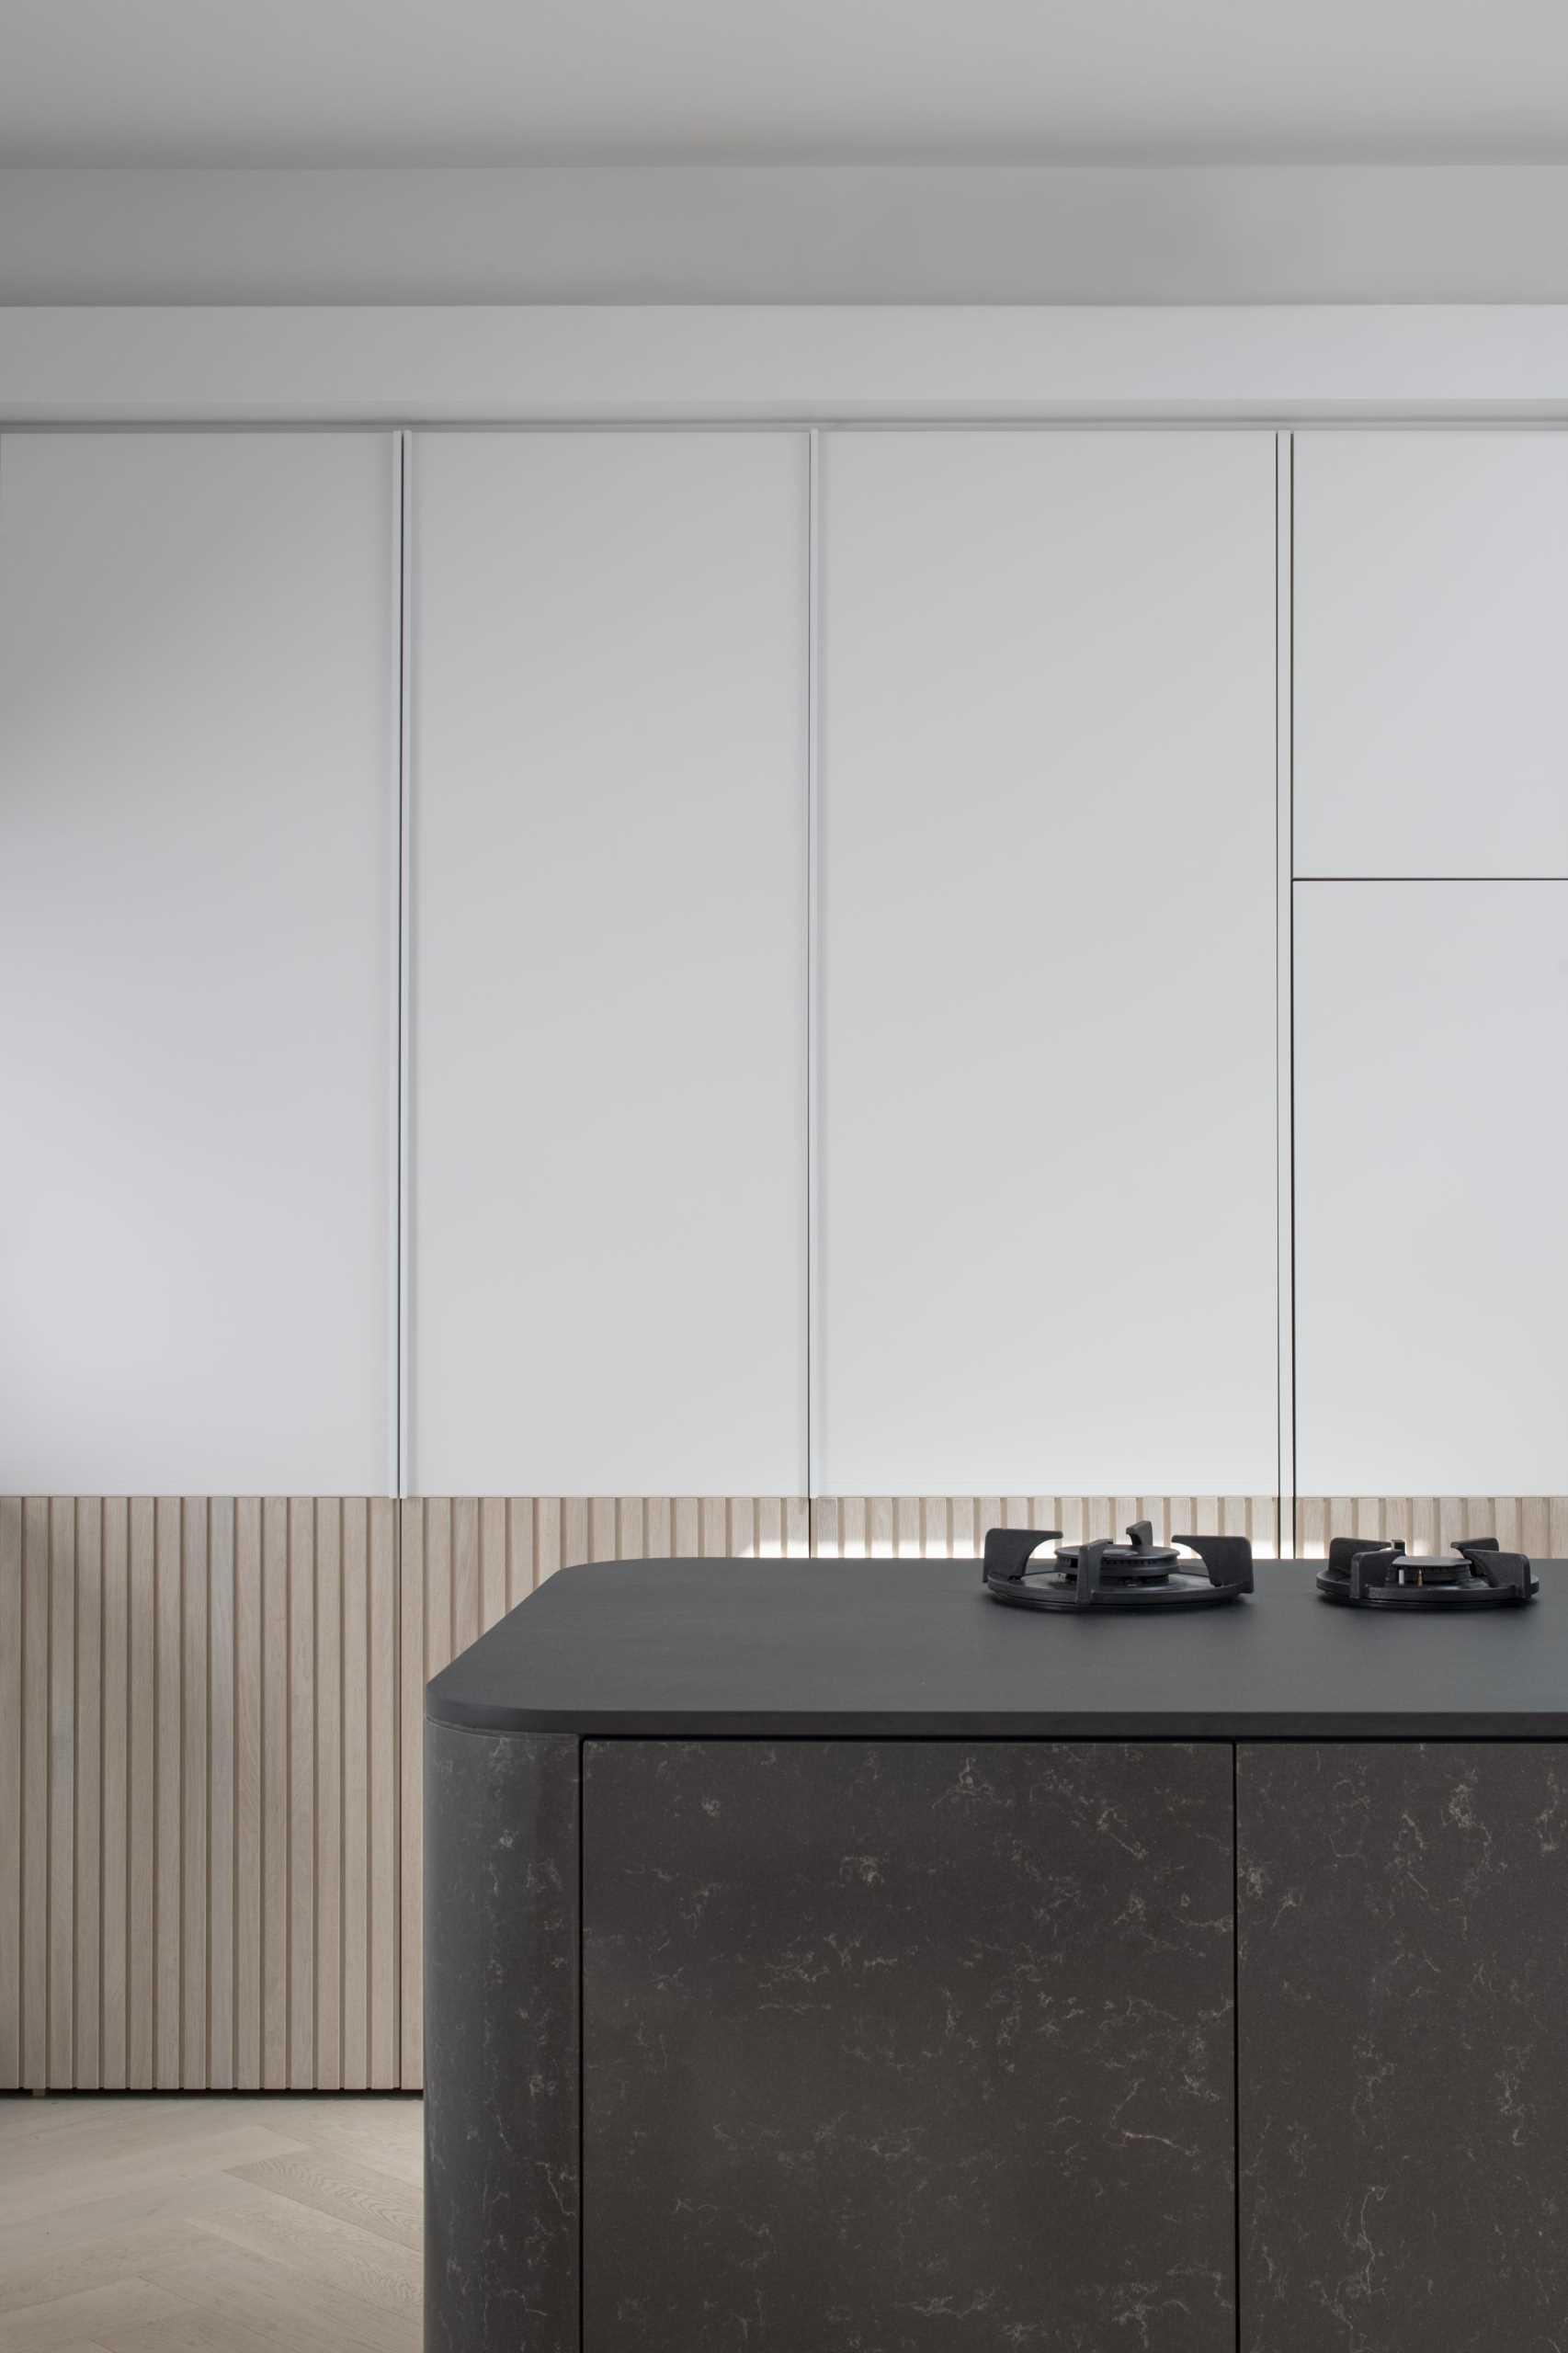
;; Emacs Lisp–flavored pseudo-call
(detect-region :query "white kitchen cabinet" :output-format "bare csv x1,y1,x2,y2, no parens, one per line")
816,430,1278,1496
1295,881,1568,1495
0,433,395,1495
410,432,808,1496
1294,433,1568,879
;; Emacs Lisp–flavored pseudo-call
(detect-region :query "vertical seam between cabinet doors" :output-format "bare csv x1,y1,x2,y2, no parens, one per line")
1232,1741,1241,2353
1287,440,1299,1559
806,429,822,1505
394,432,414,1502
1275,432,1297,1555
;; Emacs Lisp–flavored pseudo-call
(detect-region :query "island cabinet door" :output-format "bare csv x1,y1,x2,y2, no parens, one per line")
1237,1744,1568,2353
583,1739,1236,2353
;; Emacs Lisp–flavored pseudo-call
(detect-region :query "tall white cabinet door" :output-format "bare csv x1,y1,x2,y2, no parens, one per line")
410,433,807,1497
1295,433,1568,879
817,432,1278,1497
0,434,394,1495
1295,882,1568,1496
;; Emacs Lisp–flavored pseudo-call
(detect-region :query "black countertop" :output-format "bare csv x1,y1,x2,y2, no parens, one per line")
425,1556,1568,1740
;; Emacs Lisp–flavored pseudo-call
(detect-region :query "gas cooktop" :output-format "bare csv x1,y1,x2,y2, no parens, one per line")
982,1523,1541,1615
1315,1533,1539,1609
983,1519,1254,1612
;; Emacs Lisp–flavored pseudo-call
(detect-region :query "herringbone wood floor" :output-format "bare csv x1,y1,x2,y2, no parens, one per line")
0,2096,421,2351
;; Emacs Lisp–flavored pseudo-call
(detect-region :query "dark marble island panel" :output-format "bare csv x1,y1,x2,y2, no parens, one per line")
425,1723,580,2353
1239,1743,1568,2353
583,1738,1236,2353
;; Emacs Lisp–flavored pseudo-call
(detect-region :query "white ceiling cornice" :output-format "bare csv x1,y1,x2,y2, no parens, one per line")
6,304,1568,424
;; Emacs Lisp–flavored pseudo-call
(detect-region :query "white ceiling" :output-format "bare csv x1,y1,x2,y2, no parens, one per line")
5,0,1568,165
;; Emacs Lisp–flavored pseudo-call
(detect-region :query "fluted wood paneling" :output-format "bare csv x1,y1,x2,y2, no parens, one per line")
1295,1495,1568,1559
3,1496,398,2092
28,1486,1568,2094
811,1494,1280,1558
0,1499,20,2088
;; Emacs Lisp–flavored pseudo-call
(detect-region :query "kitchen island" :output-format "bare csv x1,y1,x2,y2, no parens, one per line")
425,1555,1568,2353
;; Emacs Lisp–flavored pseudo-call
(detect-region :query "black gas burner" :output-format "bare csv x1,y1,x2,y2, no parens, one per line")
983,1520,1253,1612
1316,1534,1538,1609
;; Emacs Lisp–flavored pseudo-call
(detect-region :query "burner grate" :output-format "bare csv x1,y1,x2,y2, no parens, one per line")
1316,1534,1538,1609
983,1520,1254,1612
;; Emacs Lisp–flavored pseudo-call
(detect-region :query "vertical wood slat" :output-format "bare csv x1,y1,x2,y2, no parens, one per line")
398,1499,426,2091
480,1496,509,1631
74,1499,102,2088
126,1497,155,2087
153,1496,181,2088
234,1496,263,2088
617,1496,644,1564
342,1498,369,2091
180,1498,207,2090
47,1497,74,2086
288,1496,315,2088
104,1503,131,2087
0,1498,21,2087
260,1495,289,2087
369,1497,399,2090
506,1497,536,1602
21,1498,48,2090
537,1495,562,1583
315,1498,343,2091
209,1496,235,2090
401,1492,455,2088
452,1496,480,1656
563,1498,592,1568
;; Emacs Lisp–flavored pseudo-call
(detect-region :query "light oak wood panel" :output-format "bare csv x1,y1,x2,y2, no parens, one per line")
22,1497,48,2091
1296,1496,1568,1559
812,1494,1281,1557
4,1497,397,2092
0,1497,19,2087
